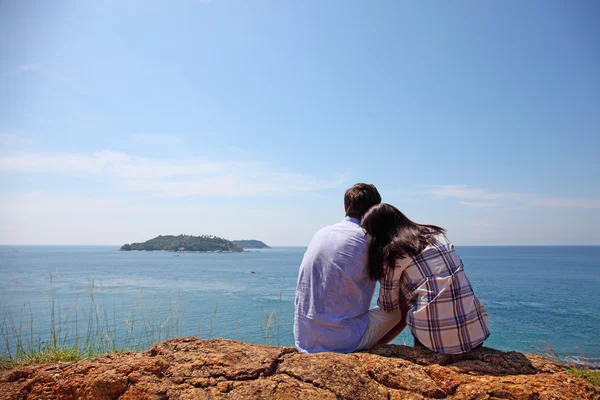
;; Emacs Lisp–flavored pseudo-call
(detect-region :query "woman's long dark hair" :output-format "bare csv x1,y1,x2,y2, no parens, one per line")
361,203,446,281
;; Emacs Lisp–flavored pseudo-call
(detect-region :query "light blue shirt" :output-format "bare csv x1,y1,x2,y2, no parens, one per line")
294,217,376,353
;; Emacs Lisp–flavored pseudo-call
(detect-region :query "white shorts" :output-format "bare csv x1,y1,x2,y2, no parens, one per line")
356,306,404,351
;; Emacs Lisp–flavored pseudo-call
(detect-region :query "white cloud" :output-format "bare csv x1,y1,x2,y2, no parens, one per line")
0,150,130,175
459,201,501,208
246,209,287,217
0,149,345,197
121,173,342,198
273,172,346,192
1,191,120,213
0,133,33,149
122,176,277,197
18,63,41,72
0,191,322,245
422,185,600,210
131,133,185,147
0,191,207,245
3,63,41,76
3,64,87,98
470,220,495,228
423,185,522,200
531,198,600,209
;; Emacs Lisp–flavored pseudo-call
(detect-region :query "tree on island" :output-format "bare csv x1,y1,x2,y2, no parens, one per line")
120,235,244,252
231,240,270,249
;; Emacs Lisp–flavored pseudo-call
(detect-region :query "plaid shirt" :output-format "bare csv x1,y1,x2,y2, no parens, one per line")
378,234,490,354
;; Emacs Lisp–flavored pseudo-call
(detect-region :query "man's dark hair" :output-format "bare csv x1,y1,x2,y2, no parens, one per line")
344,183,382,219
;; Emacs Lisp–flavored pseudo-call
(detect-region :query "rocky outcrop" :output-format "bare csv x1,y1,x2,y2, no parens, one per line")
1,337,598,399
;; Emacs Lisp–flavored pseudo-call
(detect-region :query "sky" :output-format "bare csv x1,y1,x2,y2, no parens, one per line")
0,0,599,246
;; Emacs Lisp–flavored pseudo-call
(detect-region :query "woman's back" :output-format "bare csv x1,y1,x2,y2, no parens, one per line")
382,234,490,354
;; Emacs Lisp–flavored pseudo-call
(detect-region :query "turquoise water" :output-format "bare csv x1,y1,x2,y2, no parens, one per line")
0,246,598,365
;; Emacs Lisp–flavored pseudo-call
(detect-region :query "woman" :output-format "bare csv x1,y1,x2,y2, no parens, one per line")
361,203,490,354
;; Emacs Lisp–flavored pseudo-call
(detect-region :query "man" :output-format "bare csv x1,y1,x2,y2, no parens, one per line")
294,183,402,353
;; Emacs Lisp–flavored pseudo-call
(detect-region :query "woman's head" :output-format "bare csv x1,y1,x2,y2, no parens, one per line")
362,203,445,280
361,203,411,238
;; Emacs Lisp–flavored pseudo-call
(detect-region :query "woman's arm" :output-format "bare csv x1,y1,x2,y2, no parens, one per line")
377,257,411,312
372,258,412,347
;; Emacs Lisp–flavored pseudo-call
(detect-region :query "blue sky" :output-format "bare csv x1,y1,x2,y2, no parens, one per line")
1,0,599,245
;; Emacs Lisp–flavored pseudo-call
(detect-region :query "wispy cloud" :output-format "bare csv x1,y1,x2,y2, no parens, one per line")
470,220,495,228
530,198,600,209
246,209,287,217
459,201,501,208
0,191,311,245
3,63,41,76
423,185,522,201
3,63,87,98
0,148,345,197
422,185,600,209
18,63,40,72
0,133,33,149
131,133,185,147
121,174,342,198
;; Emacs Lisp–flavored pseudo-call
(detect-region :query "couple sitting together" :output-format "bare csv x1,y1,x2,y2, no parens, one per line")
293,183,490,354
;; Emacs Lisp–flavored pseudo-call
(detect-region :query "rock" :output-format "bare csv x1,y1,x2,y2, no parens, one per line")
0,337,598,399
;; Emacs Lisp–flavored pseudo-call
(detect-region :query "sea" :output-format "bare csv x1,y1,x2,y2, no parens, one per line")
0,245,599,366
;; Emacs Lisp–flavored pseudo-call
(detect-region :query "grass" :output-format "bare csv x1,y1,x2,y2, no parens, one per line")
9,276,596,388
260,290,284,346
568,368,600,387
0,273,184,369
532,341,600,387
2,282,599,392
0,274,289,370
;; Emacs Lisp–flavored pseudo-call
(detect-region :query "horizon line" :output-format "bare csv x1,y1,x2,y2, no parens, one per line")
1,244,600,247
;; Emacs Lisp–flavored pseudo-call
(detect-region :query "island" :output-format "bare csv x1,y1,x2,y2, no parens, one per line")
231,240,271,249
120,235,243,252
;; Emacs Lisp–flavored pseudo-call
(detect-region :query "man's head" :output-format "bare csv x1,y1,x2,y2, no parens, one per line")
344,183,381,220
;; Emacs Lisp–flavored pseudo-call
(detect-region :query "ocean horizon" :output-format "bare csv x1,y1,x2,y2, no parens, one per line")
4,244,600,247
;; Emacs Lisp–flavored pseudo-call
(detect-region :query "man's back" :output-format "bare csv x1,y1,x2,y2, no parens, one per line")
294,217,376,353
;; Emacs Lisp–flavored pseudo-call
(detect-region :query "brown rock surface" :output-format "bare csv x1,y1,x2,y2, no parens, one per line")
1,337,598,399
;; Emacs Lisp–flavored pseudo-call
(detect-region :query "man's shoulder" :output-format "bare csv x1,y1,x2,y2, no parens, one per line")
306,220,367,258
315,219,365,239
